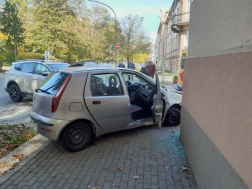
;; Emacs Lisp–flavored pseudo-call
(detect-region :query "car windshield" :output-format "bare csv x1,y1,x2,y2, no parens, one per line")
48,64,69,70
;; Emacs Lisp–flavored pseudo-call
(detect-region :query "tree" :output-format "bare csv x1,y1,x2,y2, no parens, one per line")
0,0,24,60
120,14,151,62
25,0,84,55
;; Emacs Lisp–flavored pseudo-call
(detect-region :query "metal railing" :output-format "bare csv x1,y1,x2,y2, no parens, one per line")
171,12,190,25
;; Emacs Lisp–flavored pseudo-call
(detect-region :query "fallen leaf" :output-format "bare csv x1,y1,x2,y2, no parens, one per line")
9,162,18,169
92,187,99,189
0,171,6,176
111,184,116,187
131,157,133,159
162,173,165,176
182,167,189,171
0,161,7,169
165,167,169,169
118,167,123,171
52,174,57,177
13,154,23,161
133,176,140,179
88,186,91,189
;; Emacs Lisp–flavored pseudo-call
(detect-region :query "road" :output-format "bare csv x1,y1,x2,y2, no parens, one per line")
0,73,32,123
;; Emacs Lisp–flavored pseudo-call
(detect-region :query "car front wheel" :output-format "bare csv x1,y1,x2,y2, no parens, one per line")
61,122,92,152
9,84,23,102
165,108,181,126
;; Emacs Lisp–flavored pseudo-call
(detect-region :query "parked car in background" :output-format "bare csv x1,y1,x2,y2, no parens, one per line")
30,66,182,152
4,59,69,102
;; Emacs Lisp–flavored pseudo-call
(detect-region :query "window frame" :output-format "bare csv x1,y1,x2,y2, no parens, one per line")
89,72,125,97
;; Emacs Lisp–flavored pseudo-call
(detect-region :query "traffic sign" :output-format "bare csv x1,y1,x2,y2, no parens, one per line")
115,43,120,50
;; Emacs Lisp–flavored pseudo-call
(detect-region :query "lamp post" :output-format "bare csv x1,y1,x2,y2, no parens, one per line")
88,0,117,65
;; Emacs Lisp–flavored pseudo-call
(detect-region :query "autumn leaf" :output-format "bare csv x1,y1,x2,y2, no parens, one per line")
111,184,116,187
182,167,189,171
118,167,123,171
92,187,99,189
133,176,140,179
0,170,6,176
13,153,23,161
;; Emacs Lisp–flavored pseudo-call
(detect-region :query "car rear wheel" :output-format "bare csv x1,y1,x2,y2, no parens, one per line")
165,108,181,126
9,84,23,102
61,122,92,152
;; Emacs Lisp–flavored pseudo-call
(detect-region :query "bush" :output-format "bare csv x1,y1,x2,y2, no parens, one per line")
17,53,44,60
64,58,75,64
174,75,178,80
0,55,4,71
54,54,67,60
5,51,15,64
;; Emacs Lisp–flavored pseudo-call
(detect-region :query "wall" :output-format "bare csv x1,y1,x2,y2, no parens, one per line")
180,0,252,188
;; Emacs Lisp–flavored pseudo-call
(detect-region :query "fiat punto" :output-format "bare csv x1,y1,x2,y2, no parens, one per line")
30,66,182,152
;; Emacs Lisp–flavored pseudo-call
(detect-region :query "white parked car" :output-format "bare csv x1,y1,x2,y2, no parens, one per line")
4,60,69,102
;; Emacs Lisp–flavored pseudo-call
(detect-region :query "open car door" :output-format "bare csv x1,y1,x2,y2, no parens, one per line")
151,70,164,128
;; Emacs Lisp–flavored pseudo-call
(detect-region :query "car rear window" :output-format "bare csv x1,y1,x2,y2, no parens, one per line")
38,72,70,95
48,64,70,70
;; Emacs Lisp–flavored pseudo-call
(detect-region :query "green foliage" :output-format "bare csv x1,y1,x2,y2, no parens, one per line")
5,51,15,63
174,76,178,80
1,0,24,60
64,58,75,64
17,52,44,60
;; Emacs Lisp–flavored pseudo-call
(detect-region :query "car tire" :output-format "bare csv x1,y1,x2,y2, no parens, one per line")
8,84,23,102
164,108,181,126
61,122,92,152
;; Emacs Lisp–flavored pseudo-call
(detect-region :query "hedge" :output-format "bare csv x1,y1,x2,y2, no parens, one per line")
17,53,58,61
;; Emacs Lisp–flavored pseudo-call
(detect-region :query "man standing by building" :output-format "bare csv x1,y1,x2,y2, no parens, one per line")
128,60,135,70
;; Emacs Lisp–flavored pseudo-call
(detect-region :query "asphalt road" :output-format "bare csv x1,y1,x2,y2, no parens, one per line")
0,73,32,122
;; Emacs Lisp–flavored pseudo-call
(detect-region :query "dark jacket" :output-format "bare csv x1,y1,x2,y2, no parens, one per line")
118,63,125,68
128,62,135,70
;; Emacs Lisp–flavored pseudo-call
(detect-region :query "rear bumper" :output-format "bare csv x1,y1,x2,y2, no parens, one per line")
30,110,69,141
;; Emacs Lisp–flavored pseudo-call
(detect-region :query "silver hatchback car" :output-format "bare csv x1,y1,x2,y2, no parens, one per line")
30,66,182,152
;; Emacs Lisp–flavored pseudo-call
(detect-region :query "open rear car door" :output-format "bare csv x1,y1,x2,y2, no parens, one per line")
151,70,164,128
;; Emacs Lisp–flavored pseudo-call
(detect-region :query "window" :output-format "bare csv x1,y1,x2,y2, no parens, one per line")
90,73,123,96
36,64,50,75
48,64,70,70
14,63,21,71
21,63,35,73
38,72,70,95
122,72,154,90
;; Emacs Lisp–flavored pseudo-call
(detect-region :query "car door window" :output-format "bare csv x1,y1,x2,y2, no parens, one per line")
90,73,124,96
122,72,154,90
36,64,50,75
21,63,35,73
14,63,21,71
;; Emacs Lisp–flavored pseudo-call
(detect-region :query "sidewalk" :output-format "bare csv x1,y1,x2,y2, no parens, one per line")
0,125,198,189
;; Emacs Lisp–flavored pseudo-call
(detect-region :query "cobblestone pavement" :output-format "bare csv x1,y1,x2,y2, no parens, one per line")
0,125,198,189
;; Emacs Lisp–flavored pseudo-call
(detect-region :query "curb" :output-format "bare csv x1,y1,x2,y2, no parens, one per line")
0,134,52,186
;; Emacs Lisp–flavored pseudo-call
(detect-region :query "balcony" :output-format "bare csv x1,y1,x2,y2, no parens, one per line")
171,12,190,33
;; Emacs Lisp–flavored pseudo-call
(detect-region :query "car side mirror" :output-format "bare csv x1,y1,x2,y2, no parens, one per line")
42,72,50,76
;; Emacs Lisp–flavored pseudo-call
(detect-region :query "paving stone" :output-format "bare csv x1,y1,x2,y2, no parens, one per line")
0,126,198,189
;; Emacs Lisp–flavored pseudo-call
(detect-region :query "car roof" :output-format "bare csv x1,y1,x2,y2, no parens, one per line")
12,60,67,64
59,66,137,73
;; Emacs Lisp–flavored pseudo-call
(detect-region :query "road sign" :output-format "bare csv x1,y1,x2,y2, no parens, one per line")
110,45,114,50
115,43,120,50
45,51,50,60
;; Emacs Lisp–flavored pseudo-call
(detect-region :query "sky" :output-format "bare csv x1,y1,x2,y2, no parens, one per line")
86,0,172,41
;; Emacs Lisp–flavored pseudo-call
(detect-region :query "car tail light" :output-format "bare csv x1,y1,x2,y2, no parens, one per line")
52,74,72,113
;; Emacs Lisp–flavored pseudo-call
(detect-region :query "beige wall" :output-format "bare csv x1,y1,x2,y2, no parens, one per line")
183,52,252,188
181,0,252,188
188,0,252,57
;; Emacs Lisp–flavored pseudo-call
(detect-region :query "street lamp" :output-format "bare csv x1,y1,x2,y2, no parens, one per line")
88,0,117,64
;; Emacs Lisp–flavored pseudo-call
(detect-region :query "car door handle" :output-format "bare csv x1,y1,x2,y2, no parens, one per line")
92,100,101,105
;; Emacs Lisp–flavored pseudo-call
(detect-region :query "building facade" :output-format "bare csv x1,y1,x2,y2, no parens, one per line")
181,0,252,188
156,0,192,74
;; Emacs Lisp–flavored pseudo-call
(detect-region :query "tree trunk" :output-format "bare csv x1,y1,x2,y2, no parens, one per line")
14,37,18,61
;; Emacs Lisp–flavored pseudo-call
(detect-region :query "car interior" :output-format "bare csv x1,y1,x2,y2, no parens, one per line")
89,72,156,121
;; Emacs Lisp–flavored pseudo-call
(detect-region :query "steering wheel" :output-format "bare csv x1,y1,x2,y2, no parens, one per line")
125,81,132,88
